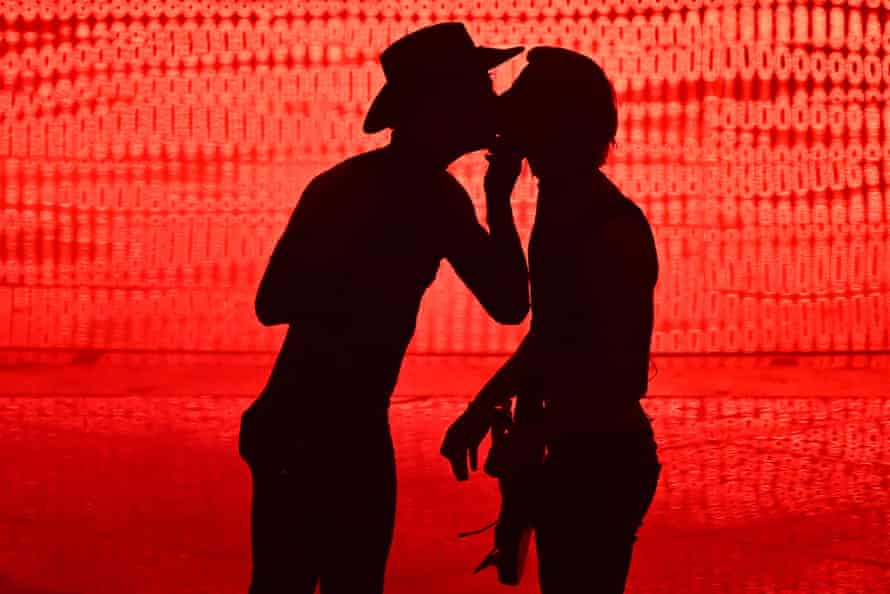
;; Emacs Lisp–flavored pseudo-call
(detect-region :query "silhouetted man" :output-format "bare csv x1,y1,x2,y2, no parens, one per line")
238,23,529,594
441,47,662,594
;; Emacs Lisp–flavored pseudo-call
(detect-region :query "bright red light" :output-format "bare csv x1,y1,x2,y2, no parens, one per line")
0,2,888,354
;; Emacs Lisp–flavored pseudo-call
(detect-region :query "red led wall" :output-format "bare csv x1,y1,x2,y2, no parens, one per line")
1,1,888,355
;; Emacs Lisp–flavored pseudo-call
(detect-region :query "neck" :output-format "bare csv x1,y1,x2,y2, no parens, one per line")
532,162,597,186
527,150,596,182
389,130,462,170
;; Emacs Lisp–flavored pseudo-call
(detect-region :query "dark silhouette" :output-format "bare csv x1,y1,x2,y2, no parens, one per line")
441,47,662,594
237,23,529,594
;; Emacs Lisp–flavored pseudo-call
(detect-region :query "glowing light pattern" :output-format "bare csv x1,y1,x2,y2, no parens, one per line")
0,1,888,354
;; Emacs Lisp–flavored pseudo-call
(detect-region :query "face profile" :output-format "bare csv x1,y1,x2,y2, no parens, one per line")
497,46,619,177
444,70,500,152
397,69,500,156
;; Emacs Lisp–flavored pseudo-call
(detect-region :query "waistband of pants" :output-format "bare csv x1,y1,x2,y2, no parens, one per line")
544,405,657,453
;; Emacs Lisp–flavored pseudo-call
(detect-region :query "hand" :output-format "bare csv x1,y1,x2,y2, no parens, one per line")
440,404,494,481
484,136,523,202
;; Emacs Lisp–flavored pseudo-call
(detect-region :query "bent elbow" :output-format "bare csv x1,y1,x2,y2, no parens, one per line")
492,299,529,325
255,307,279,327
255,296,285,327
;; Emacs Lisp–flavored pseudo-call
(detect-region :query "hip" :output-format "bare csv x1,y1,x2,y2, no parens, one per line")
545,426,658,464
542,398,654,440
541,422,661,497
239,396,394,470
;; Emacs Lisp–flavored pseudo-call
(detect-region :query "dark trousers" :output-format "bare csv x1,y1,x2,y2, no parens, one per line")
534,431,661,594
243,425,397,594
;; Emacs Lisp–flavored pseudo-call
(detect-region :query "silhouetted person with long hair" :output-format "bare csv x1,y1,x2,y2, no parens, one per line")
238,23,529,594
441,47,661,594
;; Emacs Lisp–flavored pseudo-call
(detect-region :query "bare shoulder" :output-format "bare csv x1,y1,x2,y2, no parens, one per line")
599,214,652,257
311,149,381,192
293,149,385,213
597,176,653,241
597,205,659,282
601,211,651,244
595,181,657,259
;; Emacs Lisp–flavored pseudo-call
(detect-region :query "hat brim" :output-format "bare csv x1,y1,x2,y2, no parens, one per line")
363,45,525,133
477,45,525,70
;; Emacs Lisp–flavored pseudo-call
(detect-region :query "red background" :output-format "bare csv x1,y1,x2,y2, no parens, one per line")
1,3,888,594
2,0,889,356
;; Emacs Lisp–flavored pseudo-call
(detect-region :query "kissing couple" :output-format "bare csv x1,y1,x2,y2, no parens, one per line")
239,21,661,594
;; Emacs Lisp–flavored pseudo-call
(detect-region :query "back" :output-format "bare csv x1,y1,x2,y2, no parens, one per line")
260,148,455,415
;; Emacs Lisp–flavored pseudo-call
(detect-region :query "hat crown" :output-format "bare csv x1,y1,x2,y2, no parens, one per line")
363,23,523,133
380,22,479,82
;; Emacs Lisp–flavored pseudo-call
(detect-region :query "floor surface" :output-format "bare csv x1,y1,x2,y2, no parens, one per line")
0,353,887,594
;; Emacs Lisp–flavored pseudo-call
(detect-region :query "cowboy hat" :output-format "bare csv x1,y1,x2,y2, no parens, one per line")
363,22,524,133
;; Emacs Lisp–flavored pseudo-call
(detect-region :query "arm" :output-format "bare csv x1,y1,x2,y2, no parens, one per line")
440,331,536,481
466,330,536,411
442,170,529,326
